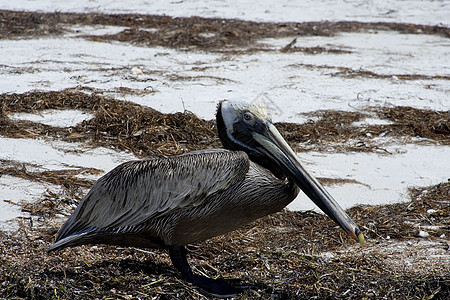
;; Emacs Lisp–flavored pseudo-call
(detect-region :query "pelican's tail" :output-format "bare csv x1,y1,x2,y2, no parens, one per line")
47,228,98,252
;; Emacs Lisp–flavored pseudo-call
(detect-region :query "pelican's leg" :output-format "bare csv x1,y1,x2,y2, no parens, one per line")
168,246,242,298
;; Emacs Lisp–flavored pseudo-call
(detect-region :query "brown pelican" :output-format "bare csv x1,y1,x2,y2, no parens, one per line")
48,99,364,298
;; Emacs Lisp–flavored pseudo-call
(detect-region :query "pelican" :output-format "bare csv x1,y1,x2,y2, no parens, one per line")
48,99,364,298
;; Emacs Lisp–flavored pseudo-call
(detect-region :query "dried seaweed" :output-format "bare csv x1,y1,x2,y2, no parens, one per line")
1,10,449,53
0,89,219,157
350,182,450,240
290,63,450,82
374,106,450,142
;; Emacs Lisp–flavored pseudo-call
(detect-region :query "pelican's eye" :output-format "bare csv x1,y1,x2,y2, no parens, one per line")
243,112,255,123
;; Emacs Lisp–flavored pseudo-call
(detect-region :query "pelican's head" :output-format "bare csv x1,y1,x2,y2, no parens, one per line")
218,99,272,156
217,99,364,245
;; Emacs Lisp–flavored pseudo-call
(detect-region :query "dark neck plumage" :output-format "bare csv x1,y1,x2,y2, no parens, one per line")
216,102,236,152
216,102,286,179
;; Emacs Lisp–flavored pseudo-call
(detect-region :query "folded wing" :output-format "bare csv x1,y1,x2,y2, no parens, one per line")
53,150,250,243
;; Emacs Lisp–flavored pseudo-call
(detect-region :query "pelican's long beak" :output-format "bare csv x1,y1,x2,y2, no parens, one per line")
253,123,364,245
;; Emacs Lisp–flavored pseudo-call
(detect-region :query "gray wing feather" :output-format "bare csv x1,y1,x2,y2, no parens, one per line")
56,150,249,240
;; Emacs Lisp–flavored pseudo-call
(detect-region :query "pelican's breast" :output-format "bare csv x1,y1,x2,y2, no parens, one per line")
166,161,299,245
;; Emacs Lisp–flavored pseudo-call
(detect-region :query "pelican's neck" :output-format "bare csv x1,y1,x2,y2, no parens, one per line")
216,102,235,152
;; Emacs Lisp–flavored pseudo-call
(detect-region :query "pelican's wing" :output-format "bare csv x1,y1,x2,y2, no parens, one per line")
55,150,249,241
